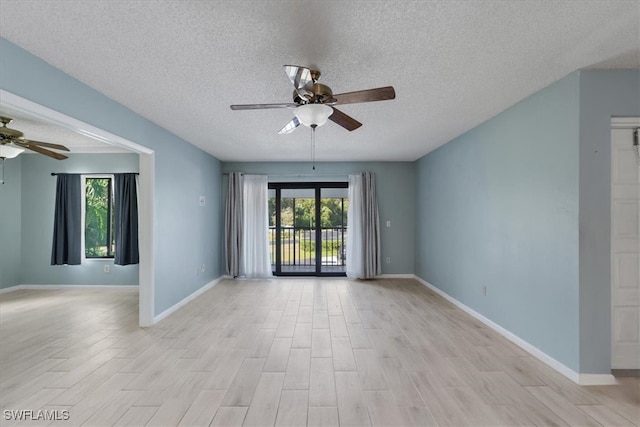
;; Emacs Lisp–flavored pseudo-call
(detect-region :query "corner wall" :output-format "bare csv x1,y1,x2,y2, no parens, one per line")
415,73,581,371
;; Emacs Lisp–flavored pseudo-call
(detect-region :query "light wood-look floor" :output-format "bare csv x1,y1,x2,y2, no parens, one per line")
1,279,638,426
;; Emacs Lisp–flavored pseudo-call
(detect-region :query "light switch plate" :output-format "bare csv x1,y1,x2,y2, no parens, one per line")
199,196,206,206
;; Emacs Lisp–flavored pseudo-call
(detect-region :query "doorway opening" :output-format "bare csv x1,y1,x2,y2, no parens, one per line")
269,182,348,276
1,90,155,327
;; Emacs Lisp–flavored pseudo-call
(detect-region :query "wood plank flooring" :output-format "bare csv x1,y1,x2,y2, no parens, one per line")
1,279,638,426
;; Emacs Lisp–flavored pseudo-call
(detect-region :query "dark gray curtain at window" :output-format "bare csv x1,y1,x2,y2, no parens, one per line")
114,173,139,265
225,172,243,277
51,174,82,265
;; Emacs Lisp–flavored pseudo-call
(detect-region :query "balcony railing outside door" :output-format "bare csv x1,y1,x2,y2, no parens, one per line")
270,226,346,271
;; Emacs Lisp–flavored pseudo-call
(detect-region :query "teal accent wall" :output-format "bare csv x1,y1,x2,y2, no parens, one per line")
1,38,223,314
19,153,139,286
222,162,416,275
578,70,640,374
415,73,582,371
0,156,22,289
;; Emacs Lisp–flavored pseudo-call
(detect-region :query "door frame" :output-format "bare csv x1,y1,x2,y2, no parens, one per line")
610,117,640,372
269,181,348,277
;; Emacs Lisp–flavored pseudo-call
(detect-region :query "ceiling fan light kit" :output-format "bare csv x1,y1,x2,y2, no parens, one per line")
295,104,333,128
0,144,24,159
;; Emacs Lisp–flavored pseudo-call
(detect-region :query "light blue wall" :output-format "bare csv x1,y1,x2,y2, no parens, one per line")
222,162,416,275
155,143,222,313
578,70,640,374
19,153,139,286
1,38,223,315
0,156,22,289
415,74,581,371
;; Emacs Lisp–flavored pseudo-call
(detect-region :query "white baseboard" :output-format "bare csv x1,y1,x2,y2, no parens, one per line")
377,274,415,279
578,374,618,386
153,277,223,324
414,276,617,386
0,285,22,294
1,284,138,293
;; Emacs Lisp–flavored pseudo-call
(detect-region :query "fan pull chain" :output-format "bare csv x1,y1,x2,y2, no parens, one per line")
311,125,316,170
0,158,4,185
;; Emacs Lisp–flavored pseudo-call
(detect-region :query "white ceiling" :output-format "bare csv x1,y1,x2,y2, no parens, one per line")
1,1,638,162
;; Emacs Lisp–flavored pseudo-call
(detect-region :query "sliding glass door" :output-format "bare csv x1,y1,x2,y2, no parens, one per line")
269,182,348,276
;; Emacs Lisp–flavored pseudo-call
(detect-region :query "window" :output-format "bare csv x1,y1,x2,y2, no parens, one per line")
84,176,115,258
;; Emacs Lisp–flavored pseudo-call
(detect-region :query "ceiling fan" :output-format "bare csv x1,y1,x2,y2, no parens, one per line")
230,65,395,134
0,116,70,160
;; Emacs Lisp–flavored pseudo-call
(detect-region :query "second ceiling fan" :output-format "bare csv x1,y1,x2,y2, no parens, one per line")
0,116,70,160
230,65,395,134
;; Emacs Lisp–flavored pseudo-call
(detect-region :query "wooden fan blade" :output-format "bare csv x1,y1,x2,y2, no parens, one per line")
278,117,300,134
230,103,297,110
284,65,313,90
329,108,362,131
333,86,396,105
22,139,70,151
14,141,68,160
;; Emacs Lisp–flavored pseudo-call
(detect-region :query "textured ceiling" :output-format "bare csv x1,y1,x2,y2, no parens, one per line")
1,1,639,162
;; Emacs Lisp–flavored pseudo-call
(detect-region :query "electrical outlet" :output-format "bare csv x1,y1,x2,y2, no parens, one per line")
385,257,391,264
386,220,391,227
104,265,110,273
201,264,205,273
482,285,487,296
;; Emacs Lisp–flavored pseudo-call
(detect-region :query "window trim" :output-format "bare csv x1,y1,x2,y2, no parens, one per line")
81,174,115,261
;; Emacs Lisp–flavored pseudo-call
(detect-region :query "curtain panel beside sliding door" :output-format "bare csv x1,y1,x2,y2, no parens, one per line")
224,173,272,279
241,175,272,278
225,172,243,277
346,172,381,279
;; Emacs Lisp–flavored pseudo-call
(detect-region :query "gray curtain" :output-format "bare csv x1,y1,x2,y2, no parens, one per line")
225,172,243,277
346,172,381,279
51,174,81,265
362,172,381,278
114,173,139,265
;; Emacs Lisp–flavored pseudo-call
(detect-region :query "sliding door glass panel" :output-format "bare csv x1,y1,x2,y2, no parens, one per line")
281,188,316,274
320,187,348,274
268,188,276,268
